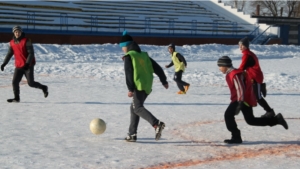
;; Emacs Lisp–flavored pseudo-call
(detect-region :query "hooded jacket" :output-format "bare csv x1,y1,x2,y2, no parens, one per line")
123,42,168,93
239,49,263,84
226,68,257,107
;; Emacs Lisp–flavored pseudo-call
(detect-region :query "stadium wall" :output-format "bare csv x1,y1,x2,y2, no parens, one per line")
0,32,250,45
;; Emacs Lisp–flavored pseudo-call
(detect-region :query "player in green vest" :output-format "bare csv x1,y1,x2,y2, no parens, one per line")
119,30,169,142
165,43,190,94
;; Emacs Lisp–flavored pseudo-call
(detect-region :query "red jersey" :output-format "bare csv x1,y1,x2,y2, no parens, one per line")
239,49,263,84
10,37,35,68
226,68,257,107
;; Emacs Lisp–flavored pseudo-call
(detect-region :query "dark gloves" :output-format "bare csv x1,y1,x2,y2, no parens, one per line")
261,83,267,97
1,64,5,71
235,101,249,115
22,63,30,70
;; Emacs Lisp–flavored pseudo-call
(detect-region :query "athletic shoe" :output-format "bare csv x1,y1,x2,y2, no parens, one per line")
125,133,137,142
261,109,275,118
184,84,190,93
177,91,186,94
276,113,288,130
42,86,48,98
155,121,165,141
7,98,20,103
224,136,243,144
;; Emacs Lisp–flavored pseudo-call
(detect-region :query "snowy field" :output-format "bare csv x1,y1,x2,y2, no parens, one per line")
0,42,300,169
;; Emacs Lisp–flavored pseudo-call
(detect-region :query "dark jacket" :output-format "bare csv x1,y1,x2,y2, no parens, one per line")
166,52,187,68
238,49,263,84
122,42,168,92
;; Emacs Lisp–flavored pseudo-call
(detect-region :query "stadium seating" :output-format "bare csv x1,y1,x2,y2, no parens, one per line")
0,1,253,36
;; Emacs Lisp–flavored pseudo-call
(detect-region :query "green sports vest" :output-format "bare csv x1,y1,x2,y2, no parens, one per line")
127,50,154,94
172,52,185,72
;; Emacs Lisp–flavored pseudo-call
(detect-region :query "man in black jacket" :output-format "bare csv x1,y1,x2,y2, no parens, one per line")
120,30,169,142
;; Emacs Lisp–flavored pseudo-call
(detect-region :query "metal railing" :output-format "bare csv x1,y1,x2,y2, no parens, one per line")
251,25,272,44
21,12,258,37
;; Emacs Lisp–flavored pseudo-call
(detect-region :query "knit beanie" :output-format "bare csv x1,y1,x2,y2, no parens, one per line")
119,30,133,47
239,37,249,48
12,26,22,33
168,43,175,51
217,56,232,67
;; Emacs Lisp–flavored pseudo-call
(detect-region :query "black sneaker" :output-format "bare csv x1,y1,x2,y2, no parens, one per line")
155,121,165,141
42,86,48,98
7,98,20,103
261,109,275,118
125,134,137,142
276,113,288,130
224,138,243,144
261,83,267,97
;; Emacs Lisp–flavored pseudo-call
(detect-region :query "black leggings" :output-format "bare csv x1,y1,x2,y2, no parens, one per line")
253,82,272,112
12,66,45,95
173,70,189,92
224,101,278,137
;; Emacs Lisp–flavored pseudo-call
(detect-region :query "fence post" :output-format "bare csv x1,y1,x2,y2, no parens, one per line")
145,17,151,33
91,15,98,32
60,13,68,31
232,22,237,36
168,19,174,34
119,16,125,33
191,20,197,35
212,20,218,35
27,11,35,30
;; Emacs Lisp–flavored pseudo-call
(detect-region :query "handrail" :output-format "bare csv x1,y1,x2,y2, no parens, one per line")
251,25,272,44
249,25,260,36
16,11,262,36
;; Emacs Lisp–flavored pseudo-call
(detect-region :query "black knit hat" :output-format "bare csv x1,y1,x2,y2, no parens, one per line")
239,37,249,48
12,26,22,33
217,56,232,67
119,30,133,47
168,43,175,51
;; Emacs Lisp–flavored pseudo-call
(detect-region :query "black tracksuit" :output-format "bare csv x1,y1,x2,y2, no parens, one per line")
225,101,278,138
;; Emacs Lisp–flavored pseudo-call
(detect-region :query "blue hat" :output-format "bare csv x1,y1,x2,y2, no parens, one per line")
119,30,133,47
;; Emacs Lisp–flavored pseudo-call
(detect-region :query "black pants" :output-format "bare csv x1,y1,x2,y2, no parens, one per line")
253,82,272,112
12,66,45,95
224,101,278,137
173,70,189,92
129,90,159,135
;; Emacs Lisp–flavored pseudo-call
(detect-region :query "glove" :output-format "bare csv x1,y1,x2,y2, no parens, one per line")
22,63,30,70
261,83,267,97
235,101,249,115
1,64,5,71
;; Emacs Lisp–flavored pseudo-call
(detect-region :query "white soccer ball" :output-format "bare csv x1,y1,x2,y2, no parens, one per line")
89,118,106,135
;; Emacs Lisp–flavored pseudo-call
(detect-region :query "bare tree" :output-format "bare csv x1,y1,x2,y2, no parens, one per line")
286,1,300,17
227,0,246,11
251,0,285,16
250,0,300,17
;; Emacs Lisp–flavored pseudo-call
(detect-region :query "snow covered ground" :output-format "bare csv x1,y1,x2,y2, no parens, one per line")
0,42,300,169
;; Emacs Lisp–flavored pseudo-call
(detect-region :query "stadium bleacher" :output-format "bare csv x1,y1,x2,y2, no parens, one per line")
0,1,254,36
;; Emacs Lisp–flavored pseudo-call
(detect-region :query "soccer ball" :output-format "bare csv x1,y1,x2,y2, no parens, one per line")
89,118,106,135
